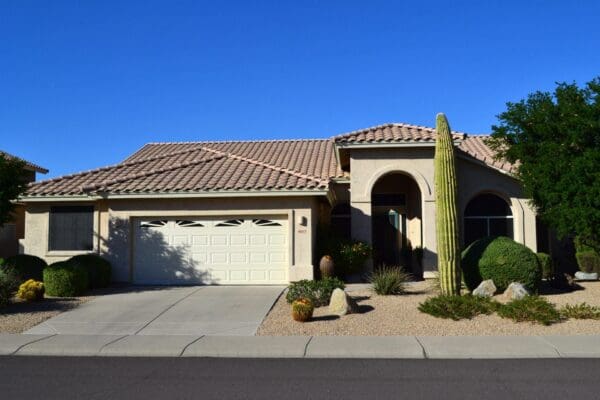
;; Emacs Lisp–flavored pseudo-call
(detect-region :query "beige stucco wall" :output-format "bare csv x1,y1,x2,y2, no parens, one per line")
22,196,319,283
347,146,537,275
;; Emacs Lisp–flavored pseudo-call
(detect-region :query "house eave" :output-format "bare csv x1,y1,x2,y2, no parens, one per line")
19,189,331,202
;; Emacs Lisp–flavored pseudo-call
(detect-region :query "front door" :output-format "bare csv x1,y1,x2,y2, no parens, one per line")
372,209,407,268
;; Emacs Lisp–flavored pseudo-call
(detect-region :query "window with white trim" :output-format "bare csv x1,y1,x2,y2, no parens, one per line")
464,193,513,247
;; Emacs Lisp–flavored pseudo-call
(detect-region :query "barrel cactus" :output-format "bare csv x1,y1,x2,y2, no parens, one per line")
291,298,314,322
434,113,461,295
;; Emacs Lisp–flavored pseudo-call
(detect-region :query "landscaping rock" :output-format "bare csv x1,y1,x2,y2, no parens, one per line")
575,271,599,281
472,280,496,297
328,288,359,316
503,282,529,300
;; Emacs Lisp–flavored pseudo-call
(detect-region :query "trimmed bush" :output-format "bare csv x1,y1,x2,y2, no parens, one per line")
418,294,498,320
3,254,47,282
0,269,19,308
17,279,44,302
536,253,554,280
560,303,600,320
575,251,600,274
68,254,111,289
286,277,345,307
369,266,411,295
43,262,89,297
497,296,561,325
461,236,542,292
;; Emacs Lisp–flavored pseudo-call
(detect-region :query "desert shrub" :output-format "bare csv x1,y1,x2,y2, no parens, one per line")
43,262,89,297
575,251,600,274
369,266,411,295
337,241,372,275
418,294,498,321
461,236,542,292
536,253,554,280
68,254,111,288
3,254,47,282
286,277,345,307
496,296,561,325
16,279,44,302
0,269,19,308
560,303,600,320
291,298,314,322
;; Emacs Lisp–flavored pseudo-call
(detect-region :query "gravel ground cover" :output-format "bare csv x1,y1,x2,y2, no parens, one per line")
257,281,600,336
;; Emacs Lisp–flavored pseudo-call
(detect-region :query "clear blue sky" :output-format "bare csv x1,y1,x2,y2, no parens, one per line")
2,1,599,179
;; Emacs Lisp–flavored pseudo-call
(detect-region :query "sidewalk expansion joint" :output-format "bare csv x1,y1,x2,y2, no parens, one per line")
12,334,57,356
179,335,205,357
98,335,129,354
302,336,313,357
538,337,563,358
414,336,428,359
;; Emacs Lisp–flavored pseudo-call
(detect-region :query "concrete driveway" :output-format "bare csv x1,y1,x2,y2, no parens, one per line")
25,286,284,336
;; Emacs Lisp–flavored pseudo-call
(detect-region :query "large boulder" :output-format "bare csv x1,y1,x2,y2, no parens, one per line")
328,288,359,316
503,282,529,300
472,279,496,298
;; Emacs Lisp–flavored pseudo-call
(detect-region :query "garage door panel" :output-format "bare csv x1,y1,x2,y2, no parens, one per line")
134,216,288,285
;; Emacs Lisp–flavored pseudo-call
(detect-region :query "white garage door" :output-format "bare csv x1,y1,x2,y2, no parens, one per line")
133,216,289,285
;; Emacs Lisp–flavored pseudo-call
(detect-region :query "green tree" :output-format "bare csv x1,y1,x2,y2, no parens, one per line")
489,78,600,250
0,155,29,226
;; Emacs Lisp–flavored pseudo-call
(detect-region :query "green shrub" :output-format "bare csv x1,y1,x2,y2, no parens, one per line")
0,269,19,308
43,262,89,297
418,294,498,321
536,253,554,280
286,277,345,307
461,236,542,292
560,303,600,320
3,254,47,282
496,296,561,325
369,266,411,295
338,241,372,275
575,251,600,274
68,254,111,288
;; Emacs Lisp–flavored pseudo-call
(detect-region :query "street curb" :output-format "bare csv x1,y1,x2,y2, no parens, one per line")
3,334,600,358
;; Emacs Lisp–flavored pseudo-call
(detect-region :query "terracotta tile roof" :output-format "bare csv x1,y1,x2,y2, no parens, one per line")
458,136,513,173
26,139,343,196
24,123,513,198
334,123,466,144
1,151,48,174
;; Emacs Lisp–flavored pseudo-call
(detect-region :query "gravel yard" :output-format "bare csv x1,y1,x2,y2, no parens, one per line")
257,281,600,336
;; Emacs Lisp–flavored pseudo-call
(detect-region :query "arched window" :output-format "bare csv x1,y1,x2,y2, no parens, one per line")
464,193,513,246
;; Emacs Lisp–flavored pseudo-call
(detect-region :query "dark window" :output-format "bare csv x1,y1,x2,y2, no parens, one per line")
464,194,513,247
330,204,351,239
49,206,94,251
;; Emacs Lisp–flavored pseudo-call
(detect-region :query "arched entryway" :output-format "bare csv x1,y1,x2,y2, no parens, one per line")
464,192,513,247
370,173,422,271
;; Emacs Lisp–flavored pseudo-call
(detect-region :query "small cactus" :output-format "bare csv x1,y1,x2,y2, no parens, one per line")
291,298,314,322
17,279,45,302
434,113,461,296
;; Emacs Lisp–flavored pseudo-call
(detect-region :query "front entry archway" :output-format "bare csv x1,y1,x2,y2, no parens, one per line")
371,173,422,272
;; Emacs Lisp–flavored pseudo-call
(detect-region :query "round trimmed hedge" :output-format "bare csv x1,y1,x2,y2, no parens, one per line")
461,236,542,292
43,262,89,297
68,254,111,289
3,254,47,282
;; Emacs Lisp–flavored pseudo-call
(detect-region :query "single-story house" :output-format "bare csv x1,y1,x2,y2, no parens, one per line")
20,122,548,284
0,151,48,259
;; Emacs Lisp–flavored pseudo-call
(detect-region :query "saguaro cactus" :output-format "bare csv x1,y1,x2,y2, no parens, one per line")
434,113,461,296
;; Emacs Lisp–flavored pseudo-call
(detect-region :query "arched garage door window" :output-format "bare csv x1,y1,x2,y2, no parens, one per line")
464,193,513,247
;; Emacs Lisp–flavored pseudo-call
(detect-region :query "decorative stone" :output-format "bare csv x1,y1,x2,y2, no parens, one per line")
575,271,599,281
472,280,496,297
503,282,529,300
328,288,359,316
319,255,335,278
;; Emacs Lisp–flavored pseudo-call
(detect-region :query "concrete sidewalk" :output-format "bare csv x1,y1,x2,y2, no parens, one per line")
2,334,600,358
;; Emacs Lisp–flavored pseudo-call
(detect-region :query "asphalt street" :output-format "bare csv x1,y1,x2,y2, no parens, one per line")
1,357,599,399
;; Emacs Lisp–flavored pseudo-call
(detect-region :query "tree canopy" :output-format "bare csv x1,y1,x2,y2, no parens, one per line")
489,78,600,249
0,155,29,227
